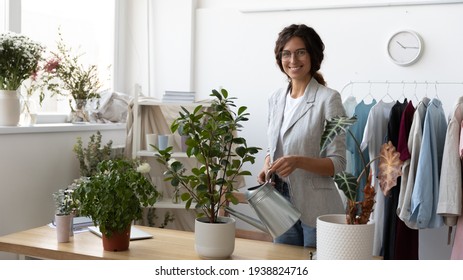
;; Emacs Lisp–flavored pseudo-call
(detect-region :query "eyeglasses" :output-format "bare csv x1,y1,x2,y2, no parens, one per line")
280,49,308,61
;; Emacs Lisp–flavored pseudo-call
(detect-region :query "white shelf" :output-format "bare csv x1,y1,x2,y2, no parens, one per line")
131,91,204,214
137,150,189,158
137,98,210,107
151,199,196,210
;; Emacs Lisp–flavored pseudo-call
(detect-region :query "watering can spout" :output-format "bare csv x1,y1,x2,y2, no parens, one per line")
224,182,301,239
224,206,269,233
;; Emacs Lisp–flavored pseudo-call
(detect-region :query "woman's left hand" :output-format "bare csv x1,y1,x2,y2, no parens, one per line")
268,156,298,178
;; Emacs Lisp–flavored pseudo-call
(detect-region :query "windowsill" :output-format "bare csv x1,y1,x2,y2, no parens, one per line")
0,122,126,135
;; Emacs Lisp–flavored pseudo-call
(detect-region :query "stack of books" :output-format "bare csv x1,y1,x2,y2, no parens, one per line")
162,90,195,103
72,216,94,231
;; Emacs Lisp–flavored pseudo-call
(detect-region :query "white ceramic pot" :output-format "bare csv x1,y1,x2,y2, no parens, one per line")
194,216,236,259
0,90,21,126
316,214,375,260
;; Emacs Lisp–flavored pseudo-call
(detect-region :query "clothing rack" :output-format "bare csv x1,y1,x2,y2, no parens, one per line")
340,80,463,101
341,80,463,94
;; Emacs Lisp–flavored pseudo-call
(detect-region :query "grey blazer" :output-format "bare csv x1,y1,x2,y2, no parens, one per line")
267,78,346,227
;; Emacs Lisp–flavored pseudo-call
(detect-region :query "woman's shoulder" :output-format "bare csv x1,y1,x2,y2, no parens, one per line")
269,86,287,100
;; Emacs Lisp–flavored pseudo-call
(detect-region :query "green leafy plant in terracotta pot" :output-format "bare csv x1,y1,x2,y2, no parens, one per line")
155,88,261,258
317,116,403,259
73,158,159,251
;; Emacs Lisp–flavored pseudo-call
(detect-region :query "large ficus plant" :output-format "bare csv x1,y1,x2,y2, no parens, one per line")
320,116,403,224
155,88,261,224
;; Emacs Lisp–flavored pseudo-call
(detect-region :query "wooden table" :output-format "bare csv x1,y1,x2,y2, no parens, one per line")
0,225,313,260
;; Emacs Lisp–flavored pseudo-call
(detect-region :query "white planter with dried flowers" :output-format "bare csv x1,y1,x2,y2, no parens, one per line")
29,30,103,123
0,32,43,126
316,116,403,260
53,187,77,243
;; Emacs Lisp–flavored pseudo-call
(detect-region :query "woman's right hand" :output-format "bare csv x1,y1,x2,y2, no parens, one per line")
257,169,267,184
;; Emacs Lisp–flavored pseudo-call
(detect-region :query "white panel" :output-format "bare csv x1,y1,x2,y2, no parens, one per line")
149,0,196,98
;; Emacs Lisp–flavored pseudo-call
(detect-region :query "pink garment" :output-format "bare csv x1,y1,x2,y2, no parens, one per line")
451,217,463,259
452,120,463,259
460,120,463,158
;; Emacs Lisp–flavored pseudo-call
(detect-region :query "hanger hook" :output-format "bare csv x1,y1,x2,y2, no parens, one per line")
425,81,429,97
413,81,419,102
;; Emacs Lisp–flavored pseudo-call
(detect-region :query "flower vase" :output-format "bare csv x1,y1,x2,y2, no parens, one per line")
0,89,21,126
71,99,89,123
55,214,72,243
19,96,37,126
172,187,180,204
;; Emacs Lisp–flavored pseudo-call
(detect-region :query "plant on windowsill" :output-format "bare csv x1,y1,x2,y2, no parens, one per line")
72,158,159,251
35,30,103,122
317,115,403,259
0,32,44,126
154,88,261,259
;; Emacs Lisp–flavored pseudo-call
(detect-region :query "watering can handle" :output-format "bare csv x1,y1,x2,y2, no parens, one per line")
266,170,275,184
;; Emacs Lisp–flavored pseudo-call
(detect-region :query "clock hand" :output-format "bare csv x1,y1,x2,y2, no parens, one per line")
396,41,406,49
396,41,419,49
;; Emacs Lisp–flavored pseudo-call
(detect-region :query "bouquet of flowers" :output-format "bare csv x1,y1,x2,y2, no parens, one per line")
0,32,44,90
35,31,102,112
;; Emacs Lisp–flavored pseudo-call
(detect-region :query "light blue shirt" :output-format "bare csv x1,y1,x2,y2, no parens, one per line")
347,100,377,187
410,98,447,229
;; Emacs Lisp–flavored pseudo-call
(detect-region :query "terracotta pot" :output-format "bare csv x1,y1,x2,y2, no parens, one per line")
101,225,131,252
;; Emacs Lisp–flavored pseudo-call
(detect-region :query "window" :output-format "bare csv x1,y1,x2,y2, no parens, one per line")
19,0,115,113
0,0,8,32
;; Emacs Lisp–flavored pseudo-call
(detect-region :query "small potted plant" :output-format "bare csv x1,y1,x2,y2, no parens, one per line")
72,158,159,251
317,116,403,259
52,186,77,243
155,88,261,259
0,32,44,126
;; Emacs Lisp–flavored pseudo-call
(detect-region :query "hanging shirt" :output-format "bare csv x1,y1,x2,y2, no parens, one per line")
343,95,357,118
347,99,376,195
410,98,447,229
437,96,463,227
360,99,395,256
397,97,431,229
450,121,463,259
343,95,358,175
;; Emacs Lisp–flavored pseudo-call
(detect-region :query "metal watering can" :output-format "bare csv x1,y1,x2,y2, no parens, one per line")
224,182,301,238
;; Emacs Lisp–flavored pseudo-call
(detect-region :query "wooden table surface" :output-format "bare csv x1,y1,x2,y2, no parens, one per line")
0,225,313,260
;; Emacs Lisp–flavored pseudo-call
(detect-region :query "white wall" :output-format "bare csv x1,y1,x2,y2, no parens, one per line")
0,127,126,260
121,0,463,259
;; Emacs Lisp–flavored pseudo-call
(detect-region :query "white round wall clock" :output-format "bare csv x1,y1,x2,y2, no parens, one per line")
387,30,423,66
